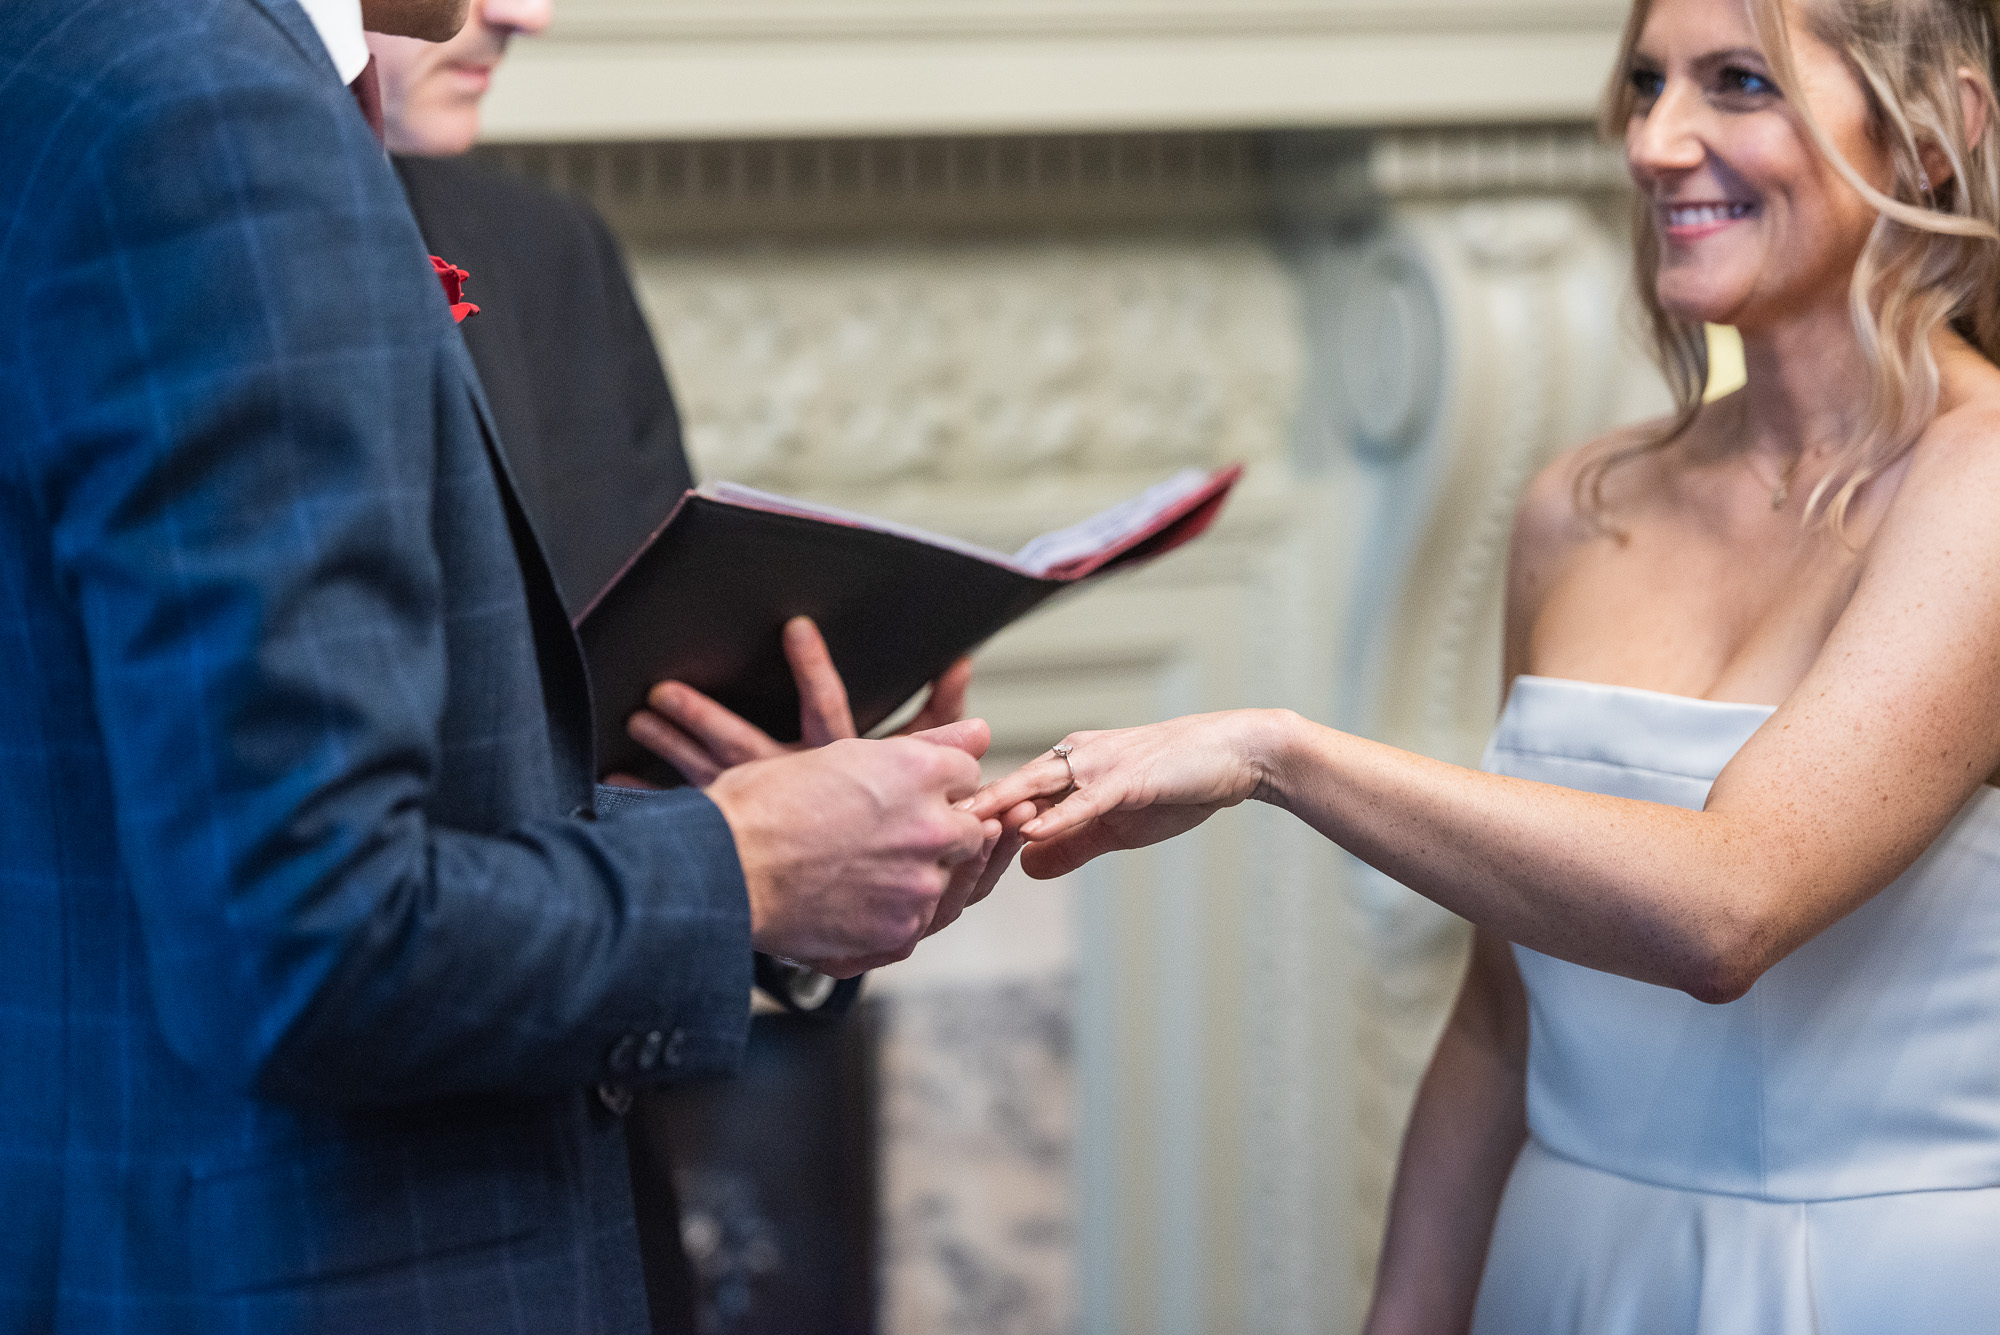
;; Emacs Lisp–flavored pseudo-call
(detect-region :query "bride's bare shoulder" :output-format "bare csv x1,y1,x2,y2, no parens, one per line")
1500,419,1669,666
1883,371,2000,546
1509,418,1670,573
1914,348,2000,475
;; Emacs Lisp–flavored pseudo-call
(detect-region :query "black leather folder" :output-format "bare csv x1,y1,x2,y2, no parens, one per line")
576,464,1242,783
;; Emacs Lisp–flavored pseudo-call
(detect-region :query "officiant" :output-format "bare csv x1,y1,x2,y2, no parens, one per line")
370,4,975,1330
378,0,685,616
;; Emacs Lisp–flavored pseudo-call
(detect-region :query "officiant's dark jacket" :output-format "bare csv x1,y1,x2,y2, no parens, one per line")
394,153,694,618
0,1,754,1331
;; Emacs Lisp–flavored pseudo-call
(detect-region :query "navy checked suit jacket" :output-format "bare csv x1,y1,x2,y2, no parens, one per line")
0,1,755,1330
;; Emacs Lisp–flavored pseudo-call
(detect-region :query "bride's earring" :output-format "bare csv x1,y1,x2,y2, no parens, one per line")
1919,166,1932,197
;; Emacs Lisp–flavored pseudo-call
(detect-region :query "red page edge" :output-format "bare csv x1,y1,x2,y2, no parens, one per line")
1038,462,1245,582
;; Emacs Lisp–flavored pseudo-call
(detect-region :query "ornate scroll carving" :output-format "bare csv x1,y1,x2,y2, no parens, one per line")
626,237,1299,498
1300,191,1668,1300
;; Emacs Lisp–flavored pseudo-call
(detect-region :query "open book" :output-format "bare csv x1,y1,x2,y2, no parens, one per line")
577,464,1242,782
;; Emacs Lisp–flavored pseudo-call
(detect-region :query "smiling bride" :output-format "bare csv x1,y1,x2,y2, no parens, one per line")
973,0,2000,1329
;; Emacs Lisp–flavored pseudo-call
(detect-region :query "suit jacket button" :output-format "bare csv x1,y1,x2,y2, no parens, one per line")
596,1082,634,1117
607,1033,639,1074
635,1029,665,1072
661,1028,687,1069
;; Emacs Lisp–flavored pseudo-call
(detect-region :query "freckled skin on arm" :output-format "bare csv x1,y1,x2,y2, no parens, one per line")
1273,401,2000,999
986,389,2000,1005
974,397,2000,1328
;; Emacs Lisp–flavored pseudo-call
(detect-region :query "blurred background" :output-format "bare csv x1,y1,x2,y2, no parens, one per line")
472,3,1729,1330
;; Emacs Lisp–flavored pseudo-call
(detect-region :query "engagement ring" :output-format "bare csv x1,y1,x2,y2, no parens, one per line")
1052,742,1077,794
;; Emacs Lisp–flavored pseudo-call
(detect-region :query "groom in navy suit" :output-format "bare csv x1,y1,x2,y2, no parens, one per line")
0,0,1012,1330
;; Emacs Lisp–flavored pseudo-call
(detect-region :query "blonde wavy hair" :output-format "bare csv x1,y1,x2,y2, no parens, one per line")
1586,0,2000,530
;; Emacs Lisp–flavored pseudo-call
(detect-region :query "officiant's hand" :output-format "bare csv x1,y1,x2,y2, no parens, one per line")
622,616,972,787
970,711,1291,879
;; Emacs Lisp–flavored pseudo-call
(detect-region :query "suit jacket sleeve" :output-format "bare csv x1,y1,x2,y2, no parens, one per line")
11,31,749,1105
398,159,866,1018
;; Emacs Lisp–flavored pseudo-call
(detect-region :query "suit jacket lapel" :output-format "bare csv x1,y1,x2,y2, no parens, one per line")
449,338,599,799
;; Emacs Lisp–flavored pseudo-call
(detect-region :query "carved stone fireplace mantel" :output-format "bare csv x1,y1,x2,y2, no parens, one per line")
475,9,1663,1331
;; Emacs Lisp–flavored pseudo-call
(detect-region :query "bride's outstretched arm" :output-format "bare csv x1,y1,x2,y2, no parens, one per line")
974,412,2000,1002
1363,931,1527,1335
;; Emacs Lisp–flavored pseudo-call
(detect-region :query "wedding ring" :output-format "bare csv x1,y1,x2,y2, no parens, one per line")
1051,742,1077,795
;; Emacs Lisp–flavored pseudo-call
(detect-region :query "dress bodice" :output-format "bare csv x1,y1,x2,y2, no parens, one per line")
1486,674,2000,1202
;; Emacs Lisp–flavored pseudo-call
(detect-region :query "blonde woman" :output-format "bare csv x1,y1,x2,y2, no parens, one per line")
975,0,2000,1326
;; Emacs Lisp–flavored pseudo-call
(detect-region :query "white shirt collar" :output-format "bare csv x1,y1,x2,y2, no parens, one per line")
293,0,370,85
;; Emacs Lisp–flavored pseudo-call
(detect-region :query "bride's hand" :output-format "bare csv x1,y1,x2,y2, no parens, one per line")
969,710,1294,879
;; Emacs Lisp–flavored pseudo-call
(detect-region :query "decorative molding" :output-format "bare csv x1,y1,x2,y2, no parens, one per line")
625,235,1300,496
1296,194,1668,1301
1345,197,1661,764
1369,125,1629,198
1235,522,1364,1335
483,132,1269,242
487,123,1624,246
1328,243,1445,459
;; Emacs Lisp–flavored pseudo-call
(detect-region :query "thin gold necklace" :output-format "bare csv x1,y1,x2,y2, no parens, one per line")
1746,450,1803,510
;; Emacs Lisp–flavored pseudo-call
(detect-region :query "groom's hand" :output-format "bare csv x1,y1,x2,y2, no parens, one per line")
806,720,1037,972
706,725,1002,976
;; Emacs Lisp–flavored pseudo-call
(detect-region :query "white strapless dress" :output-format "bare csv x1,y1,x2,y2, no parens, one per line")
1471,675,2000,1335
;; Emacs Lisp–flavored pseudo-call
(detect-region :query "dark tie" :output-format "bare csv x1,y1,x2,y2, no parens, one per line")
349,55,385,144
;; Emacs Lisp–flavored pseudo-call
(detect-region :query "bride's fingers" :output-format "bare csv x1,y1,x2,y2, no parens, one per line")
969,755,1077,819
1019,821,1124,879
1019,779,1116,842
979,796,1048,829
